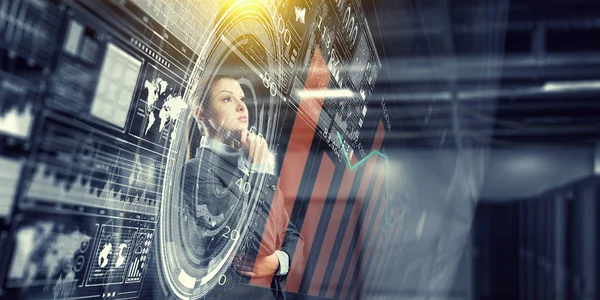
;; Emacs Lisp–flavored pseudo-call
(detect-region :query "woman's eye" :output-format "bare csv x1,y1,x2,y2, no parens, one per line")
223,97,231,103
240,97,245,102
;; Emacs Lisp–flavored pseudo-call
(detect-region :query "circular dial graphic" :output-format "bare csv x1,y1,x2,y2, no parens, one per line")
157,2,284,298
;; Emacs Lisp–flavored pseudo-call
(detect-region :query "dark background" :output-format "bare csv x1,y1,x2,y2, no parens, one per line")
362,0,600,299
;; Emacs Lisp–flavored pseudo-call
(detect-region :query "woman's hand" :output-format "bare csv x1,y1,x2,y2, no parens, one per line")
236,252,279,277
240,129,271,164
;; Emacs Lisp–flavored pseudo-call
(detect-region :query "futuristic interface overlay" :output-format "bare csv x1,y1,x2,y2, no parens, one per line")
0,0,457,299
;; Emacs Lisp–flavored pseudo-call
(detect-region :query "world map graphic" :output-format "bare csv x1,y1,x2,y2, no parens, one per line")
9,221,91,298
143,77,188,141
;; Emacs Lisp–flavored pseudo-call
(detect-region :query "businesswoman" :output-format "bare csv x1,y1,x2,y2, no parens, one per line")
178,74,303,299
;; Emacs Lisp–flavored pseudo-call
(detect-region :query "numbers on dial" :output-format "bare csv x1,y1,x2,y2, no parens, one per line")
342,6,358,47
261,72,278,96
236,178,251,194
276,16,292,46
218,274,227,285
221,225,239,241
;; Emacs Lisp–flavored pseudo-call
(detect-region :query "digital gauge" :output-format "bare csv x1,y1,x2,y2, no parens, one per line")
156,1,286,298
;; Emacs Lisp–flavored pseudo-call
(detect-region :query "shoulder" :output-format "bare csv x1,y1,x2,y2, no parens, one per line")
178,156,210,185
180,149,233,180
181,148,221,171
181,157,202,173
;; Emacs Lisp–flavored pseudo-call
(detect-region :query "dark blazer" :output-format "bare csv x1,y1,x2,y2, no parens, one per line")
179,143,303,299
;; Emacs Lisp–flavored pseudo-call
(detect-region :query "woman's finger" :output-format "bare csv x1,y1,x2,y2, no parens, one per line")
257,133,264,145
235,265,254,272
248,131,256,143
248,132,257,158
240,128,249,145
239,271,255,277
258,138,269,161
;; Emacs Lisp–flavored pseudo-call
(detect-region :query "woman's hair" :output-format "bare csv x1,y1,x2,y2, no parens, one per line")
185,74,235,160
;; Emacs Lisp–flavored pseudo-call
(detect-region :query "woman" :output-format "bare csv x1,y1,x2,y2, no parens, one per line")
179,74,303,299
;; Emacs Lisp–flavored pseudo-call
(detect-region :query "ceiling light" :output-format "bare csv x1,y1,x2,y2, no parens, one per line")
542,80,600,92
296,89,356,99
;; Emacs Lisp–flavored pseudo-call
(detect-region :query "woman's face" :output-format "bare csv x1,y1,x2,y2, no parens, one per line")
203,78,249,136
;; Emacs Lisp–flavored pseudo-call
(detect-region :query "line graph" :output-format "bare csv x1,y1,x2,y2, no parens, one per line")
336,132,403,226
337,132,389,171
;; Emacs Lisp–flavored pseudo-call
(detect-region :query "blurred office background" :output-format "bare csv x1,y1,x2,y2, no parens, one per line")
364,0,600,299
